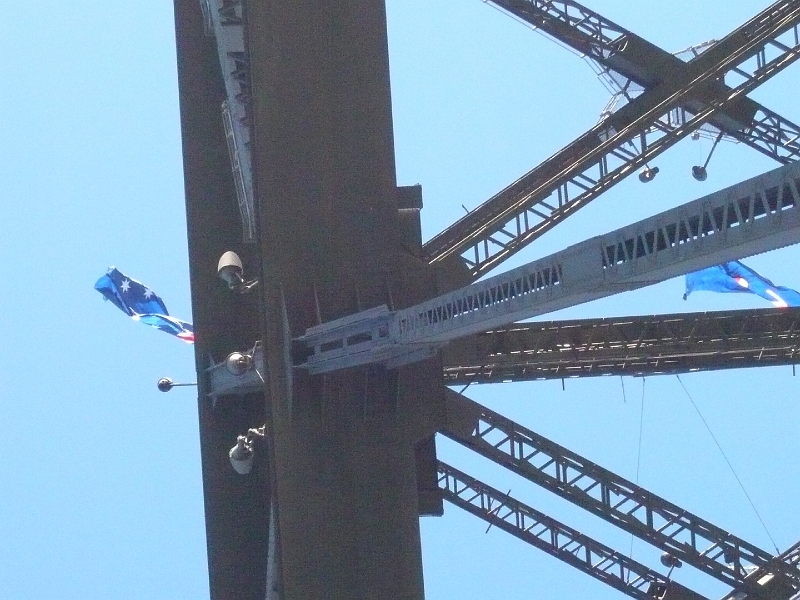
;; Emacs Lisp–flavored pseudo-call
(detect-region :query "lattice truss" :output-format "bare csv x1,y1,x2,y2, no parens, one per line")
201,1,800,599
424,0,800,277
423,2,800,600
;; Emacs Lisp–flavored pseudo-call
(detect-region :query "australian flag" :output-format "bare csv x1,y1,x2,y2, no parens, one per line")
94,267,195,343
684,260,800,308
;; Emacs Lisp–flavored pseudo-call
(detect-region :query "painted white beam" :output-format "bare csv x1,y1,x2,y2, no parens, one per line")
294,160,800,375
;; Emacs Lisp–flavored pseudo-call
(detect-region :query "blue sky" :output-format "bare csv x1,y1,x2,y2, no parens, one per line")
2,1,799,599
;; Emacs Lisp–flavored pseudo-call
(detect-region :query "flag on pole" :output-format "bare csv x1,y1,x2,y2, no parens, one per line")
683,260,800,308
94,267,195,343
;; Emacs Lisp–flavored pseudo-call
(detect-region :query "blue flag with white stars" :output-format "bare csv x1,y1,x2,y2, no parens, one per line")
94,267,195,343
684,260,800,308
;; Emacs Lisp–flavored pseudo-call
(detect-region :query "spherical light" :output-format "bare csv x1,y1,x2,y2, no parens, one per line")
225,352,253,376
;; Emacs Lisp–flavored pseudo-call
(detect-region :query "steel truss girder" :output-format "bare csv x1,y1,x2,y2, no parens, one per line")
441,390,800,592
488,0,800,164
441,307,800,385
423,1,800,279
295,160,800,374
735,103,800,165
201,0,256,242
438,461,708,600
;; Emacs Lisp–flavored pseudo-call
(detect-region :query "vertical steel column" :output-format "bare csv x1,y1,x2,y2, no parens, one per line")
247,2,440,598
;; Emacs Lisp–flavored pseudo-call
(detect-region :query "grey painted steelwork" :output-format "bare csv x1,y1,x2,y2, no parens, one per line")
212,305,800,394
441,390,800,593
296,160,800,374
206,343,266,400
203,0,256,242
438,461,708,600
488,0,800,162
423,1,800,279
210,307,800,396
442,307,800,384
293,304,439,375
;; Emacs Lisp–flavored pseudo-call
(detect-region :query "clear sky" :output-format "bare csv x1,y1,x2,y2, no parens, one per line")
2,1,799,599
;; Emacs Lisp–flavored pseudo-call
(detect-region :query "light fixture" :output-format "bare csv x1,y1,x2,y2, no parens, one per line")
691,165,708,181
225,351,253,376
157,377,198,392
229,425,266,475
217,250,259,292
638,165,659,183
660,552,683,569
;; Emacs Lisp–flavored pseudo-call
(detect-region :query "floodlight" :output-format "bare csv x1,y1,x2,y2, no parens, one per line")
217,251,259,292
229,436,255,475
228,425,266,475
691,166,708,181
638,166,659,183
660,552,682,569
691,131,723,183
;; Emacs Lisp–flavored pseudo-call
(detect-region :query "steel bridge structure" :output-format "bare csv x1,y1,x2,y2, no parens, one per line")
172,1,800,598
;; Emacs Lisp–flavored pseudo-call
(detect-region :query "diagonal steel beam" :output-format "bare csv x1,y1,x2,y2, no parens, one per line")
441,307,800,384
423,1,800,279
441,389,800,592
438,461,709,600
487,0,800,164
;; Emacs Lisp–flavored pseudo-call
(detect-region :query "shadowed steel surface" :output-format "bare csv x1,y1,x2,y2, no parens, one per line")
438,461,709,600
173,2,270,598
423,1,800,279
178,0,444,597
246,0,443,598
441,390,800,592
442,307,800,384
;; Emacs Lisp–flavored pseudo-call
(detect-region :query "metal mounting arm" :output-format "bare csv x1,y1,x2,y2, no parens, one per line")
423,1,800,279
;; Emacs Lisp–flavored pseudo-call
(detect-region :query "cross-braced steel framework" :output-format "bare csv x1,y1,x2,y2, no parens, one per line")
174,1,800,599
